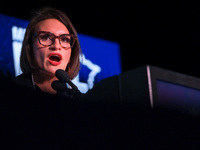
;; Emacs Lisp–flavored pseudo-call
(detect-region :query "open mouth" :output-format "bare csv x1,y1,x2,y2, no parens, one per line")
48,53,62,66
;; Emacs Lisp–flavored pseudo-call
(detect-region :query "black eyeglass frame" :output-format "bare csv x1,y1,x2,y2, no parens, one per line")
33,31,77,49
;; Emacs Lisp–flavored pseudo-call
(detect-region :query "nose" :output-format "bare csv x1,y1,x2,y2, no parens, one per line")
49,38,61,50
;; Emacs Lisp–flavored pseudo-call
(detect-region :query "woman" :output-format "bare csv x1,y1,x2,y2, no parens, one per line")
15,7,82,96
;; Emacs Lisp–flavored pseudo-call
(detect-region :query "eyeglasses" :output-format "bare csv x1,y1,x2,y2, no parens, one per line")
33,31,77,49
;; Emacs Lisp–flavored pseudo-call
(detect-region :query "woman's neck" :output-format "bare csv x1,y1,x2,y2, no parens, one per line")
32,71,57,95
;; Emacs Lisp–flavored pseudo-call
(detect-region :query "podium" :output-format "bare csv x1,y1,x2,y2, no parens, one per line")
87,65,200,114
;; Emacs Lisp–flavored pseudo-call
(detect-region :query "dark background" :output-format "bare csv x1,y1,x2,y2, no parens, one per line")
1,0,200,77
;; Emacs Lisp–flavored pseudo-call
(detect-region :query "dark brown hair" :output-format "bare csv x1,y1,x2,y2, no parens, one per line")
20,7,82,79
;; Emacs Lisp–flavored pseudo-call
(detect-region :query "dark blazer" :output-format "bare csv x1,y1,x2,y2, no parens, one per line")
14,73,41,91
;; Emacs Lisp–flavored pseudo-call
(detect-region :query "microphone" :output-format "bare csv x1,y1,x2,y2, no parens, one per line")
55,69,70,83
51,80,68,92
52,69,82,98
55,69,78,90
51,80,74,98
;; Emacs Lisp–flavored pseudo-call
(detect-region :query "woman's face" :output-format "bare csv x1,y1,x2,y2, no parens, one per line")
32,19,71,76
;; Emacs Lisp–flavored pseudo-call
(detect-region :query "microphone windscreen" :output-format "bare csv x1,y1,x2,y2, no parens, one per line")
51,80,66,92
55,69,70,82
